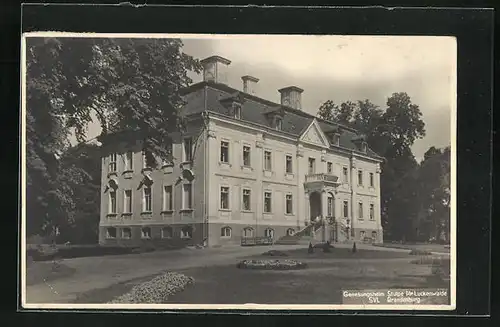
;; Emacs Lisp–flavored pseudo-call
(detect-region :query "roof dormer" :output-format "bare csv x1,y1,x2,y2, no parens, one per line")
264,106,286,131
325,126,342,147
352,134,368,153
219,92,246,119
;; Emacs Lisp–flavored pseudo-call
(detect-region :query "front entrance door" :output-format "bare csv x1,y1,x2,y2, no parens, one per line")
309,191,321,221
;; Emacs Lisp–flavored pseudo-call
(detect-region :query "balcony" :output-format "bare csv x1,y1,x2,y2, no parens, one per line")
304,173,340,189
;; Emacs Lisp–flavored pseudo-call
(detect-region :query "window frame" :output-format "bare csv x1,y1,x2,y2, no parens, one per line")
180,226,193,239
242,188,252,212
242,145,251,167
108,153,117,173
124,151,133,171
220,185,230,210
182,183,193,210
285,154,293,174
162,185,173,212
358,201,364,220
342,166,349,183
242,227,254,238
264,228,275,239
143,186,152,213
109,190,117,214
263,191,272,213
106,227,117,239
285,193,293,215
183,137,193,162
308,157,316,174
141,227,152,239
264,150,272,171
327,161,333,174
121,227,132,239
220,140,230,163
358,169,363,186
221,226,232,238
369,203,375,221
123,189,132,214
369,172,375,187
343,200,349,218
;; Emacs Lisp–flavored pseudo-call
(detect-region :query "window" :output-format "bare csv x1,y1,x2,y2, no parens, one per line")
108,153,117,173
358,202,364,219
369,204,375,221
243,227,254,238
308,157,316,174
343,200,349,218
124,190,132,213
109,190,117,214
233,103,241,119
285,194,293,214
181,226,192,239
122,228,131,239
358,170,363,186
275,117,283,131
242,189,251,211
372,231,377,239
369,172,374,187
163,142,173,166
183,183,193,209
285,155,293,174
106,227,116,239
124,152,133,171
142,150,152,169
220,140,230,163
161,227,173,238
143,187,152,212
221,226,232,238
343,167,349,183
327,196,333,217
220,186,230,210
243,145,251,167
264,151,272,171
286,228,295,236
264,191,272,213
141,227,151,239
163,185,173,211
332,134,340,146
265,228,275,239
183,137,193,162
360,230,366,239
327,162,333,174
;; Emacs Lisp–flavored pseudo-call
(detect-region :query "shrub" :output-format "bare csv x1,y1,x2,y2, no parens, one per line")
236,259,308,270
409,249,433,256
262,250,288,257
109,272,195,304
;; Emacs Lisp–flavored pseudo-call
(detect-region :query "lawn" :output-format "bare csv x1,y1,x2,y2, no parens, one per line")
165,248,450,304
26,261,76,286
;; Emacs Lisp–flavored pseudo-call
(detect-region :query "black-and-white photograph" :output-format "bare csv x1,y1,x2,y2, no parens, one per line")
21,33,455,310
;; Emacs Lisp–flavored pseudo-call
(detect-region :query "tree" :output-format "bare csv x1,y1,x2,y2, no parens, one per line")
415,146,451,242
25,37,202,237
317,92,426,241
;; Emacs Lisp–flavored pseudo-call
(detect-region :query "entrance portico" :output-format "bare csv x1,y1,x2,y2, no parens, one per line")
303,173,340,242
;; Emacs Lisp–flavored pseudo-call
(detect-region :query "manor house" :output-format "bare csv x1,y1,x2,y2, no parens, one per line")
98,55,384,247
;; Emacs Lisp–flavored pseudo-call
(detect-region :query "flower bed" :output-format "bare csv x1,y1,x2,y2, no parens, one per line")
236,259,307,270
109,272,195,304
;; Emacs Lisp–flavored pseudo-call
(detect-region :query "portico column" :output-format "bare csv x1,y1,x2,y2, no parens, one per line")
304,191,310,226
321,190,328,242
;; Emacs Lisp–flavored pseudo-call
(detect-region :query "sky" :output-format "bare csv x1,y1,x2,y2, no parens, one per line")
80,35,456,162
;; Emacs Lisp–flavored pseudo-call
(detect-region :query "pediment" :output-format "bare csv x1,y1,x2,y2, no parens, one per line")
300,119,330,148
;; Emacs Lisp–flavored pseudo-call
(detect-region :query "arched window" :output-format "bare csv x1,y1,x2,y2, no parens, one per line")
264,228,275,239
242,227,254,238
221,226,232,238
371,231,377,240
286,228,295,236
161,226,173,239
121,228,132,239
141,227,151,239
181,226,193,239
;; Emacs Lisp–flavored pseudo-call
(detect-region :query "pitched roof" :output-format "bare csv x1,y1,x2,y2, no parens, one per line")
182,81,383,160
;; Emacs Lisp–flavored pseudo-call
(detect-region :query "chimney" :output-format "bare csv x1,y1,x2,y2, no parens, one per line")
278,86,304,110
200,55,231,84
241,75,259,95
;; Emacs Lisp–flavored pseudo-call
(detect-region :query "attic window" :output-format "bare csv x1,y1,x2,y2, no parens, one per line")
275,117,283,131
331,134,340,146
361,142,367,153
233,103,241,119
